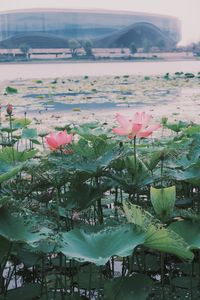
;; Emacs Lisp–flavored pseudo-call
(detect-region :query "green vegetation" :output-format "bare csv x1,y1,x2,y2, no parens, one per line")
5,86,18,94
19,43,30,59
2,73,200,298
68,39,81,58
83,40,93,57
0,100,200,298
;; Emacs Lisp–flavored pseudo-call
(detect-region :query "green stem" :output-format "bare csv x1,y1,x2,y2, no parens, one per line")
56,188,61,230
161,252,165,299
0,242,12,294
161,158,164,187
133,136,137,172
88,264,92,299
97,198,103,225
9,115,13,142
190,260,194,300
96,177,103,224
133,136,139,204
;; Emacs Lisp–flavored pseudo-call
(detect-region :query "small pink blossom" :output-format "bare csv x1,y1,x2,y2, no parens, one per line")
112,112,161,139
72,211,80,221
6,104,13,115
45,130,73,150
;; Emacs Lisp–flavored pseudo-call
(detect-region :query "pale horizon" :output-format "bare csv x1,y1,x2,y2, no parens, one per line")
0,0,199,45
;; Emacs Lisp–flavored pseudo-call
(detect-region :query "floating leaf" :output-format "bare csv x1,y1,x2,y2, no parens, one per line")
5,86,18,94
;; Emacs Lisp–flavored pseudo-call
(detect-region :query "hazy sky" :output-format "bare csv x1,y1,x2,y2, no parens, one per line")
0,0,199,44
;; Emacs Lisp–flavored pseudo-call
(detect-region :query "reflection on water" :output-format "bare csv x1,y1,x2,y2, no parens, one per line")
29,101,145,113
1,60,200,81
180,88,200,96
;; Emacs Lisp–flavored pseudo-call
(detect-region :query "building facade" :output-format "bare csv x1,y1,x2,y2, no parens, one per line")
0,9,181,49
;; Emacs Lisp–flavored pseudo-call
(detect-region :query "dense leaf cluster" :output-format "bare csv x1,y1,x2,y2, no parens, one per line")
0,118,200,299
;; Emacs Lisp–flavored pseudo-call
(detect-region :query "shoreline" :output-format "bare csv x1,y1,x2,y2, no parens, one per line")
0,57,198,65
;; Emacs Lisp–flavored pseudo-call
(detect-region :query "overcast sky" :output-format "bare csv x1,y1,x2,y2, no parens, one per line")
0,0,199,45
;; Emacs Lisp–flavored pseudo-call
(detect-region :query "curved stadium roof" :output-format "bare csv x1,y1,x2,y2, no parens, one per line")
0,8,181,49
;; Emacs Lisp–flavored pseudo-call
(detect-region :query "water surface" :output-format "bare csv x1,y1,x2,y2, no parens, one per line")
1,60,200,81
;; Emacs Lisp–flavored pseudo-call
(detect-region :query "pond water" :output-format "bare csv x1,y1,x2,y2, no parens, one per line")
1,60,200,81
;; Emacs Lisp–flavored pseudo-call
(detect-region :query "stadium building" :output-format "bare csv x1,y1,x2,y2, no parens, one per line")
0,9,181,49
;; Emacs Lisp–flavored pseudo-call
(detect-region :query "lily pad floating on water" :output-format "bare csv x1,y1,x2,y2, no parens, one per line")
185,73,195,78
5,86,18,94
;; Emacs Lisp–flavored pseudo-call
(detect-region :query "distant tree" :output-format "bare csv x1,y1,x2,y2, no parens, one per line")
143,39,151,53
19,43,30,59
129,42,137,55
68,39,81,58
83,40,93,57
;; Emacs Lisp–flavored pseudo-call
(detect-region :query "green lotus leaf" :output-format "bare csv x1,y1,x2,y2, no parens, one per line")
169,220,200,250
5,86,18,94
0,208,52,244
0,147,37,183
0,147,37,163
73,264,106,289
165,121,188,133
145,150,161,171
123,202,194,261
172,276,199,289
0,164,24,183
1,127,18,133
60,224,145,265
0,236,10,264
6,284,41,300
13,118,32,129
39,292,82,300
151,186,176,221
104,274,153,300
22,128,37,139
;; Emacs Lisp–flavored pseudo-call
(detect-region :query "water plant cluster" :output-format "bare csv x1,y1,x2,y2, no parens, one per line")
4,72,200,123
1,106,200,299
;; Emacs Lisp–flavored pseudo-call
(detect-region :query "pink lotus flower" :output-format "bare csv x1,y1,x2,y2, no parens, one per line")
112,112,161,139
46,130,73,150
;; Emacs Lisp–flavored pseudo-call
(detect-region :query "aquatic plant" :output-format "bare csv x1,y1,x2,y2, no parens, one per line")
5,86,18,94
0,108,200,299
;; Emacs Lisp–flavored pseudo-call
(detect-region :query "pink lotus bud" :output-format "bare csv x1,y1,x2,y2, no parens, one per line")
6,104,13,115
72,211,80,221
